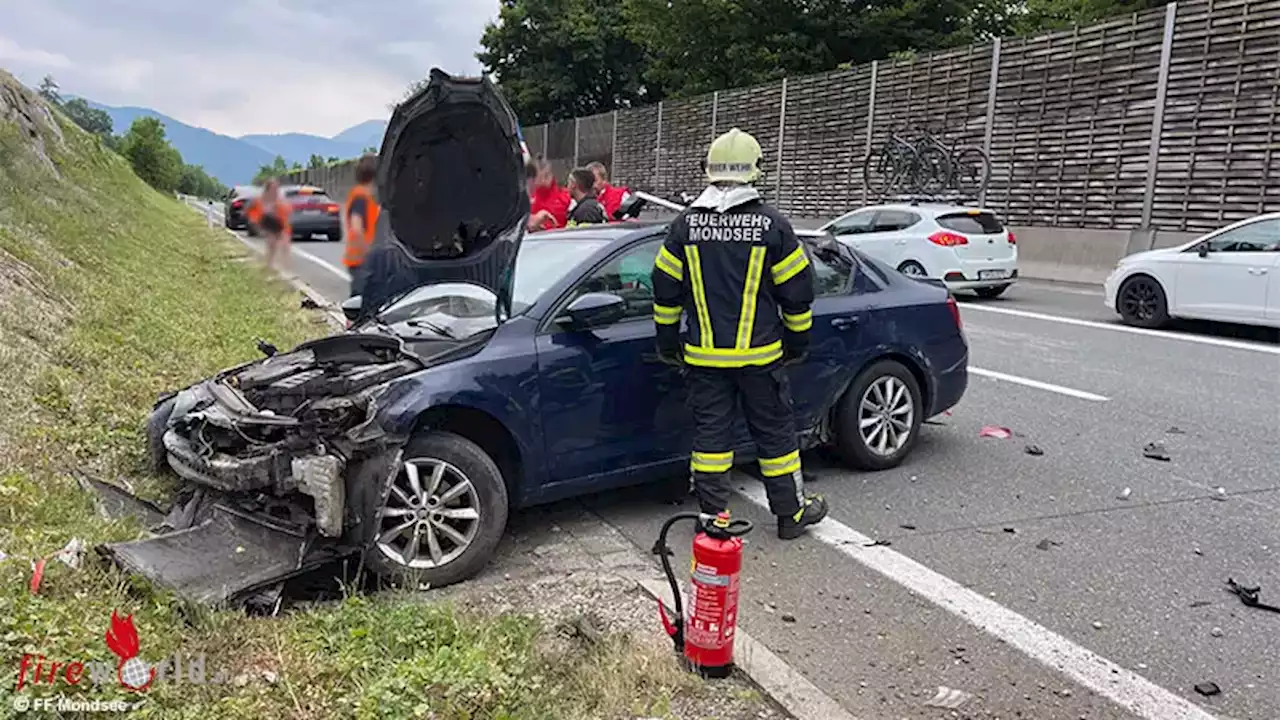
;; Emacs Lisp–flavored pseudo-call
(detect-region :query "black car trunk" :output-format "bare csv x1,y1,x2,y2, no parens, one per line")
359,69,529,321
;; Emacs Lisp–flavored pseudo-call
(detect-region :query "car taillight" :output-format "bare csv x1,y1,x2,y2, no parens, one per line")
946,295,962,331
928,231,969,247
232,199,244,209
1007,230,1017,245
326,204,339,214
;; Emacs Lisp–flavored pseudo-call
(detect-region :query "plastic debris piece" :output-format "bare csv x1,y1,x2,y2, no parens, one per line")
979,426,1012,439
30,558,46,594
1194,682,1221,697
781,613,796,623
1142,441,1170,462
1117,487,1132,500
924,686,973,709
1024,444,1044,456
1212,487,1227,501
899,524,917,531
863,539,892,548
1035,539,1060,551
1166,426,1185,434
0,550,6,562
1210,627,1224,638
1189,600,1211,608
1002,527,1017,534
53,538,85,569
1225,578,1280,613
1092,621,1103,630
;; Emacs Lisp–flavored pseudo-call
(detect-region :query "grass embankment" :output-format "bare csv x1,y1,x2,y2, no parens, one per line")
0,72,695,719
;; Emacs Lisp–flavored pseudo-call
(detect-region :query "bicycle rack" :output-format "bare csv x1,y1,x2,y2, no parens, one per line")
860,130,991,205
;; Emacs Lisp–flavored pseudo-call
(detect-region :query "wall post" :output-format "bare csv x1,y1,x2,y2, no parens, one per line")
1141,2,1179,230
862,61,879,204
611,110,619,174
775,78,788,202
980,37,1003,206
655,101,664,188
711,91,719,139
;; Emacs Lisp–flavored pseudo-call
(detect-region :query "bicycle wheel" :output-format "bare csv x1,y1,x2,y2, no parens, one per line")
862,150,899,198
951,147,990,195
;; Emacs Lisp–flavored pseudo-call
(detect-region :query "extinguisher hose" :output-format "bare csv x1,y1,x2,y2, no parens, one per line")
654,512,702,642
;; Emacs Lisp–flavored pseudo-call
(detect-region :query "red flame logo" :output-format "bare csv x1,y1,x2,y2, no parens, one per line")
105,611,155,692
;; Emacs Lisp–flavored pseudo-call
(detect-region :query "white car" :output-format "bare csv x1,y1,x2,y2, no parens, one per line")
819,203,1019,297
1103,213,1280,329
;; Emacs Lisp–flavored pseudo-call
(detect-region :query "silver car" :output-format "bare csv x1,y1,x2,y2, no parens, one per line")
819,203,1019,298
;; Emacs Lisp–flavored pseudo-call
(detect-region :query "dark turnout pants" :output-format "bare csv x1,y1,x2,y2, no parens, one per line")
686,362,805,518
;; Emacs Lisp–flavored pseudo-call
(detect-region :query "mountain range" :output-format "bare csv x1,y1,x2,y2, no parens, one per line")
82,99,387,187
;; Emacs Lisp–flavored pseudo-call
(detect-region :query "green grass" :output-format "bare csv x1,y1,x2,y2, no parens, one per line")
0,72,698,719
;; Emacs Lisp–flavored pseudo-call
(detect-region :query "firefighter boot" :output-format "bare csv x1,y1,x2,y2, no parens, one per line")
777,494,829,540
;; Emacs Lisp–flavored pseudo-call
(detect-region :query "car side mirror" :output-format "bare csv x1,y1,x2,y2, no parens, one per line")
341,296,363,323
1198,243,1210,258
558,292,626,329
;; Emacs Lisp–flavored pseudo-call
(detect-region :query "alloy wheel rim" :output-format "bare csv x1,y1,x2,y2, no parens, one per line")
859,376,914,457
1121,281,1157,321
376,457,481,569
901,263,925,277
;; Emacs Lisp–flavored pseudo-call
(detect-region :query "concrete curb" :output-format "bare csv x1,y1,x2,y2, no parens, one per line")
181,197,346,330
634,576,860,720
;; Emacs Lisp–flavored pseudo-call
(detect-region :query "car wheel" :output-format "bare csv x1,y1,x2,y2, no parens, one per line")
361,431,509,589
897,260,927,278
834,359,923,471
974,284,1010,299
1117,275,1169,328
327,232,341,243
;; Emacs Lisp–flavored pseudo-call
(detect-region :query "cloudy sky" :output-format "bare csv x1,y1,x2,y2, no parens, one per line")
0,0,500,137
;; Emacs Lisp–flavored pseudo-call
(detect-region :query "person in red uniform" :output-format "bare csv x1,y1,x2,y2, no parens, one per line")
587,161,631,221
526,157,570,232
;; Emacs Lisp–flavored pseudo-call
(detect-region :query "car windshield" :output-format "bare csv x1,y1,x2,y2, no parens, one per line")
375,237,613,337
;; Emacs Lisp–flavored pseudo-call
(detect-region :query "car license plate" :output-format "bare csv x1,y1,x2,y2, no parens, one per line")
979,269,1009,280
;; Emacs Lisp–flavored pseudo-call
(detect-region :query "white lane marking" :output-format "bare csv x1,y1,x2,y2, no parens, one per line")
1012,281,1104,297
292,246,352,282
961,303,1280,356
969,367,1109,402
736,485,1219,720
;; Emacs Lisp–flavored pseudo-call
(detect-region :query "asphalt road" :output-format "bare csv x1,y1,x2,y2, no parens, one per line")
206,206,1280,720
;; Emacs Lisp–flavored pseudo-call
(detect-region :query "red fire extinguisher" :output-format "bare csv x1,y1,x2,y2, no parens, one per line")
653,510,754,678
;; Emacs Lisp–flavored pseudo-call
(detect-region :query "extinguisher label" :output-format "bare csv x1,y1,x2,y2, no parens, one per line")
691,569,730,586
686,572,740,651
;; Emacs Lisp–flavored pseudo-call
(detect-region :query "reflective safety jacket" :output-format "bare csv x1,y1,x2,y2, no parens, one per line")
342,184,381,268
652,188,815,368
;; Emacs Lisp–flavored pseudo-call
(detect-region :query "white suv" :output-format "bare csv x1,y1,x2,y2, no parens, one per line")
819,203,1019,298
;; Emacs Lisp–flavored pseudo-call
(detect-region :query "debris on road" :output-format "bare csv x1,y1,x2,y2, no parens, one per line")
1024,444,1044,456
781,613,796,623
1141,441,1171,462
899,524,917,531
1166,426,1185,435
1194,682,1221,697
1210,626,1224,638
863,539,892,548
1189,600,1212,608
1035,539,1061,551
300,295,321,310
1117,487,1132,500
1212,487,1228,501
979,425,1012,439
924,686,973,709
1002,527,1017,534
1225,578,1280,614
1092,621,1103,630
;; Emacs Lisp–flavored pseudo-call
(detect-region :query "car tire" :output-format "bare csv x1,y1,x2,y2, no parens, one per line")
974,284,1010,299
327,232,341,243
1117,274,1170,328
360,431,509,589
834,359,924,471
897,260,927,278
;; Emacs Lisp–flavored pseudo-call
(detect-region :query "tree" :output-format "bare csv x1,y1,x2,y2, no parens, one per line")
475,0,655,124
362,146,377,154
37,75,61,104
177,164,227,199
307,154,328,169
253,155,291,183
59,98,113,139
120,117,183,192
327,156,340,164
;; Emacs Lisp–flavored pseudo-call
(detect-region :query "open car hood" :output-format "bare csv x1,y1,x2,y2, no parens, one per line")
358,69,529,322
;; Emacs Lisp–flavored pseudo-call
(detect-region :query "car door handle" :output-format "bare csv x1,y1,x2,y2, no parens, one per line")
1248,267,1268,275
830,315,860,330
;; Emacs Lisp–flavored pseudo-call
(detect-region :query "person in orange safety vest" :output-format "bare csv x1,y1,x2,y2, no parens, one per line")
342,154,381,297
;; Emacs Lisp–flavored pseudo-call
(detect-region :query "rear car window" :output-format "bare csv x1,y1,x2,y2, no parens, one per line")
288,191,333,203
936,211,1004,235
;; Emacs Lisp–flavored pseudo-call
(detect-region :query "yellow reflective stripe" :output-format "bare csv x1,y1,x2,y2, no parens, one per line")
759,449,801,478
653,303,682,325
735,246,766,349
771,245,810,285
655,246,684,281
691,450,734,473
685,246,713,348
682,341,783,368
782,309,812,332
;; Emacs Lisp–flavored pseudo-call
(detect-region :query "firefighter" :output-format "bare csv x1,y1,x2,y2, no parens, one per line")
651,128,828,540
342,153,381,297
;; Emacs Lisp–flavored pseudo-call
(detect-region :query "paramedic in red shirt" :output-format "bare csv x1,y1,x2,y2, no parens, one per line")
587,161,630,221
526,157,569,231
